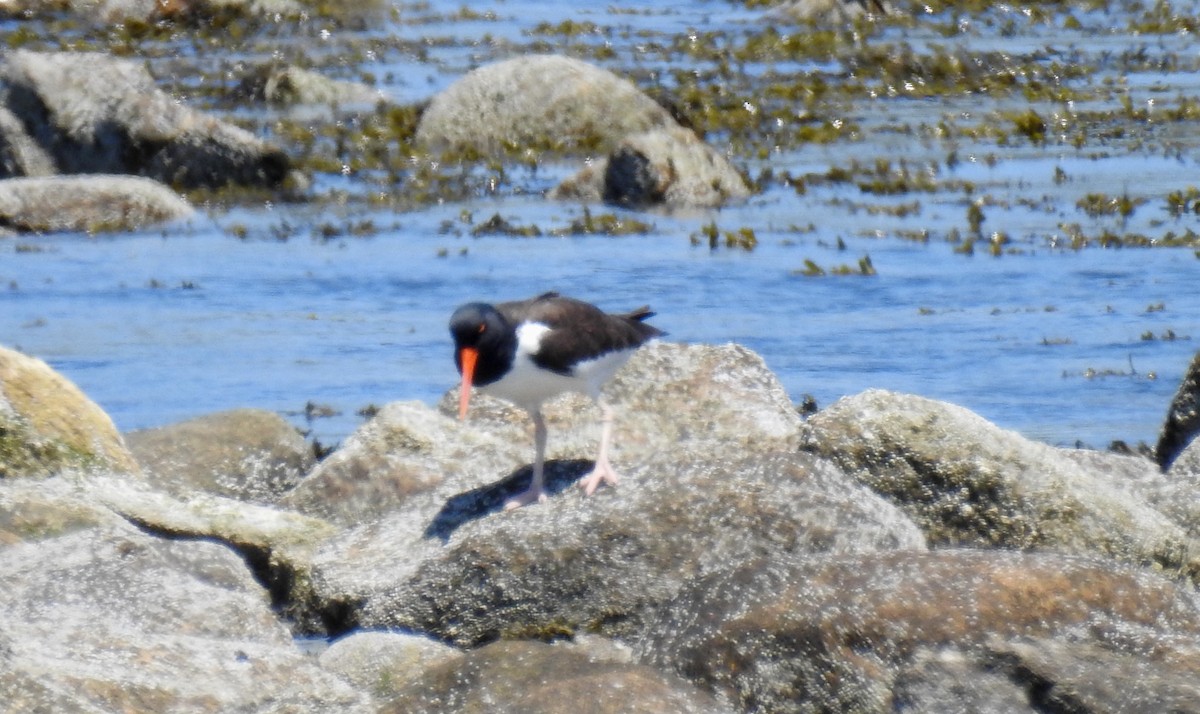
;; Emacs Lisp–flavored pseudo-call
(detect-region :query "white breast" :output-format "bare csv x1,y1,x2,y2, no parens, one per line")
477,322,638,411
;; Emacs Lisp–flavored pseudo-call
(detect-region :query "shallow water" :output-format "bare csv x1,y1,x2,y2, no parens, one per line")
3,0,1200,450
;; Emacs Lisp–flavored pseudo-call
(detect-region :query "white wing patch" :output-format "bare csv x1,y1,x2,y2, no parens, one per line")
477,321,638,410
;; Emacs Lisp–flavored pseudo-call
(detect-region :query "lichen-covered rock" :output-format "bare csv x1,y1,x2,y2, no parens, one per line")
802,389,1200,580
0,175,193,233
0,345,140,478
414,55,678,156
638,550,1200,713
125,408,312,503
0,519,371,712
551,126,750,208
380,639,729,714
0,50,288,188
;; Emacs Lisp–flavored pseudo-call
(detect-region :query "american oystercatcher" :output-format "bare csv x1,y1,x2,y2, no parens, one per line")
450,292,663,509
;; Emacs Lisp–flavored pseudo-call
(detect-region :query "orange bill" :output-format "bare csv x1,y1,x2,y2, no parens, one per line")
458,346,478,420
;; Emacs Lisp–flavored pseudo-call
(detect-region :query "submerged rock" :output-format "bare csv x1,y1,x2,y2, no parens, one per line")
803,389,1200,580
0,50,288,189
125,408,312,503
0,345,140,478
238,65,384,107
639,549,1200,713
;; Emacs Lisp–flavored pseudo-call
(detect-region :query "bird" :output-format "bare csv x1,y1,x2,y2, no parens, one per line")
449,292,663,510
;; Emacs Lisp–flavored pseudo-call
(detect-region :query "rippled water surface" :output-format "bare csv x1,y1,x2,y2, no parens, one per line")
3,0,1200,449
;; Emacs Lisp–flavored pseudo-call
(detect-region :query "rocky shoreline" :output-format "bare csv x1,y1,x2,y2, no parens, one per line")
2,340,1199,712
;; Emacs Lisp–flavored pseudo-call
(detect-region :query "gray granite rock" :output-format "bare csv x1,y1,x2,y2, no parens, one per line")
803,389,1200,581
125,408,313,504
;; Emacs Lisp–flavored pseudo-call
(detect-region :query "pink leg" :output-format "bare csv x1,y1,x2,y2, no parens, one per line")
579,399,620,496
506,410,549,510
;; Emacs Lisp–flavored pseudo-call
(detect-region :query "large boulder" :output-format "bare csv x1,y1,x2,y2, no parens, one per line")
0,345,139,478
125,408,312,503
639,549,1200,713
0,516,370,711
415,55,678,156
0,50,288,188
285,342,806,525
802,389,1200,580
0,175,192,233
308,448,923,646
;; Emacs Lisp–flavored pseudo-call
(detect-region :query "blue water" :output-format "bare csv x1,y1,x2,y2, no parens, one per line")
3,1,1200,449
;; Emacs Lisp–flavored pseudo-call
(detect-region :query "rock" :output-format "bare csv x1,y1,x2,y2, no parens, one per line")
0,106,54,177
771,0,890,22
281,400,528,525
310,448,923,647
86,475,338,630
0,50,288,188
891,646,1035,712
0,518,371,712
0,175,193,233
319,630,462,695
802,389,1200,580
238,65,384,107
638,549,1200,713
1154,350,1200,470
381,639,728,713
287,342,806,525
0,344,140,478
0,475,126,545
125,408,312,503
551,126,750,208
414,55,679,156
986,626,1200,713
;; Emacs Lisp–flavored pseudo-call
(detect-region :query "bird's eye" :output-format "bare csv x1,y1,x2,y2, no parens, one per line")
478,323,486,333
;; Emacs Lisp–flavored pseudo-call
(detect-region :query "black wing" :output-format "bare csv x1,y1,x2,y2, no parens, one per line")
497,293,663,375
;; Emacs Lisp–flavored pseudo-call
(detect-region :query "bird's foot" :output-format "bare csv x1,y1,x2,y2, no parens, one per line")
578,459,620,496
504,487,548,511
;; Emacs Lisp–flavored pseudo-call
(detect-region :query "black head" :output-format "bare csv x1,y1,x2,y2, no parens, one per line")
449,302,517,385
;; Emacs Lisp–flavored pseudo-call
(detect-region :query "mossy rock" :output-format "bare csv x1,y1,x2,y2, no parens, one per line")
0,345,139,478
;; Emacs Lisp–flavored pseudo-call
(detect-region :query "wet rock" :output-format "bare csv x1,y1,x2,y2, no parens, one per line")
0,50,288,188
125,408,312,503
551,126,751,208
802,389,1200,579
891,646,1035,712
0,518,370,712
238,64,384,107
310,449,923,646
414,54,679,156
0,345,140,478
319,630,462,695
638,549,1200,713
0,106,54,177
1154,349,1200,471
381,639,729,713
0,175,192,233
